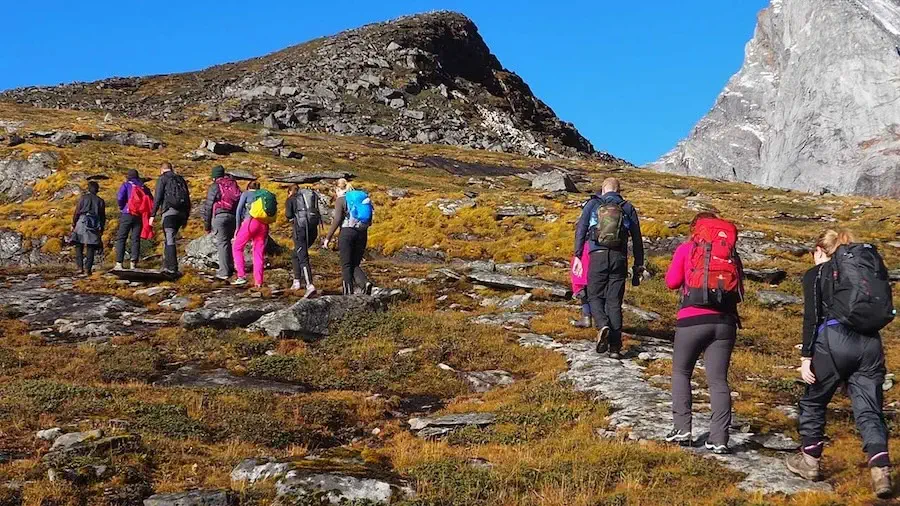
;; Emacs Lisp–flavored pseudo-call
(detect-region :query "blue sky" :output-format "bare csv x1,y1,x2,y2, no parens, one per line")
1,0,768,165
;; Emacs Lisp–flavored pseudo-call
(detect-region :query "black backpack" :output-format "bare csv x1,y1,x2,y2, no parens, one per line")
164,174,190,211
294,189,321,228
827,243,895,334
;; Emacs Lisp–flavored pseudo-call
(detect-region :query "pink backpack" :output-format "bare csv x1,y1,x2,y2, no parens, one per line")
213,177,241,214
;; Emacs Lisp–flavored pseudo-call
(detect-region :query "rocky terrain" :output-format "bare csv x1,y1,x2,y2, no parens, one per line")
0,12,609,161
651,0,900,197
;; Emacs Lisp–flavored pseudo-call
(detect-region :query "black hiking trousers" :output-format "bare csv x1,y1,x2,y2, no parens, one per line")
74,243,100,274
798,323,889,461
587,248,627,350
114,213,142,264
339,227,370,295
292,222,318,285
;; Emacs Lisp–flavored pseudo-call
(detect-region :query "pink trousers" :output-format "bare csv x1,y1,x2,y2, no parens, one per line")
233,218,268,286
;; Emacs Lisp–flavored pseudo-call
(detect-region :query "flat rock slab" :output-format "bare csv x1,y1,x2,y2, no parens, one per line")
519,333,831,495
111,269,182,283
495,204,545,218
156,366,304,394
181,296,288,329
623,304,661,322
408,413,497,439
271,171,354,184
0,276,147,342
470,312,538,329
463,370,514,393
250,295,385,338
276,472,394,505
466,271,570,299
756,290,802,306
143,490,236,506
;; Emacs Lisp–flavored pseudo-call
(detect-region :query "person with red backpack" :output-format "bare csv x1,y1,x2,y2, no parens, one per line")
786,229,895,499
203,165,241,280
573,177,644,359
664,212,743,455
114,169,153,270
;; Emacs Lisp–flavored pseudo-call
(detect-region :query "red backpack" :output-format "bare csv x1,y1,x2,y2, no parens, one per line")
126,183,152,217
212,177,241,214
683,217,743,309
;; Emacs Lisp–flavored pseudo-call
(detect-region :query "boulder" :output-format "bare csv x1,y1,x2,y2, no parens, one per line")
271,172,354,184
276,148,304,160
181,296,288,329
250,295,385,338
36,428,63,442
201,140,245,156
426,197,476,216
387,188,410,199
48,130,79,147
671,188,696,197
403,109,426,120
392,246,446,264
6,133,24,147
470,311,537,328
276,472,394,505
159,296,191,311
225,169,257,181
99,131,164,150
463,371,514,393
408,413,496,439
259,137,284,149
0,151,58,200
51,430,104,452
756,290,802,306
156,366,303,393
111,269,181,283
466,271,569,298
480,293,532,310
143,490,236,506
531,170,578,192
743,268,788,285
231,458,295,484
184,233,282,270
495,204,545,218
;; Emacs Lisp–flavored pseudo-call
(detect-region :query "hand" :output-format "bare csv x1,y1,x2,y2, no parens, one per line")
572,257,583,277
322,239,330,250
148,217,155,227
800,358,816,384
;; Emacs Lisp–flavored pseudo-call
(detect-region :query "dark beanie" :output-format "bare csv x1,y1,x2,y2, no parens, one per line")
211,165,225,179
126,169,139,180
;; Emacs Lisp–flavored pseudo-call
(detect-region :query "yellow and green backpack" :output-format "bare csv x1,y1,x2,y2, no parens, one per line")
248,189,278,224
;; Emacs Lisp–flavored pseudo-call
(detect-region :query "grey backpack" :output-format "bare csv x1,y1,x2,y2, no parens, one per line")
294,189,321,227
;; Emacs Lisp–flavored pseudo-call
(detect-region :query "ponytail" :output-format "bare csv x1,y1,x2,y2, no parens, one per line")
816,229,854,256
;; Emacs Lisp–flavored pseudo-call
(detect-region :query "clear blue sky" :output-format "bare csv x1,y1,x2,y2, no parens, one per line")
1,0,768,165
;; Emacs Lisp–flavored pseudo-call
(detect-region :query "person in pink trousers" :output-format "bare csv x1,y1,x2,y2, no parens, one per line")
232,216,268,287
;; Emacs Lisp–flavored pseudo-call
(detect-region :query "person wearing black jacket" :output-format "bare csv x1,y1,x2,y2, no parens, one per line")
572,177,644,359
786,229,892,499
149,162,190,273
285,184,320,298
70,181,106,276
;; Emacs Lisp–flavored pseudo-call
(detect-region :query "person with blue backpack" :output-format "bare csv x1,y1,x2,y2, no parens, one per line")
70,181,106,276
323,179,374,295
573,177,645,359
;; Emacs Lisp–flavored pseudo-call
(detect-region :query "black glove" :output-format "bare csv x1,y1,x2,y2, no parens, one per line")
631,265,645,287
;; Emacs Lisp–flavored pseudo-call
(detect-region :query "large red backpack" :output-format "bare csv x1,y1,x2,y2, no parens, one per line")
126,182,152,217
683,217,743,309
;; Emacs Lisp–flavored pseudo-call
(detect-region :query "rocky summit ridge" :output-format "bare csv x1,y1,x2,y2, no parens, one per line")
0,11,603,161
651,0,900,197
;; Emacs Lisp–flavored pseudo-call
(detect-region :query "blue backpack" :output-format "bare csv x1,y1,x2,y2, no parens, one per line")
345,190,373,228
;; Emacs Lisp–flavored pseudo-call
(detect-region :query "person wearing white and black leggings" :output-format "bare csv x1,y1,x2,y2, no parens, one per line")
323,181,371,295
664,214,740,454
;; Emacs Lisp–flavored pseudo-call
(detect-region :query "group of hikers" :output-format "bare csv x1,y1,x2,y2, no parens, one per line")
573,178,896,498
70,168,896,498
70,163,375,295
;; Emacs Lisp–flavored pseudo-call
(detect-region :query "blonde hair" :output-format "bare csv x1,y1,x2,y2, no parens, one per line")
336,178,354,195
601,177,620,193
816,229,855,256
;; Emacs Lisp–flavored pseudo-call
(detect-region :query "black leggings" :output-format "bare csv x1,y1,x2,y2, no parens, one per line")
672,322,736,446
75,243,100,274
338,227,369,295
292,224,318,285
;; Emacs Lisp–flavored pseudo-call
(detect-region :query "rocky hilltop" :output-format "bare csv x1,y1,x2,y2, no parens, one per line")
651,0,900,197
0,11,600,160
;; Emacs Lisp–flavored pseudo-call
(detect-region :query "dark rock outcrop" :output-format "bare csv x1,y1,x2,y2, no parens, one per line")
0,151,58,201
250,295,385,338
466,271,569,298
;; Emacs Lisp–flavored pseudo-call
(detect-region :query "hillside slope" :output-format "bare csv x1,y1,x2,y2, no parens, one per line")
650,0,900,197
0,12,605,161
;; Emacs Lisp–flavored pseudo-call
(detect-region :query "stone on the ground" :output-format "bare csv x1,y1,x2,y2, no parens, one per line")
756,290,802,306
259,137,284,149
184,233,282,270
463,370,514,393
471,312,537,328
672,188,696,197
750,433,801,451
201,139,245,156
99,131,164,150
275,472,394,505
743,268,788,285
495,204,545,218
531,170,578,192
426,197,476,216
156,366,304,394
111,269,181,283
231,458,294,484
889,269,900,283
181,296,288,329
225,169,257,181
0,151,58,200
250,295,385,338
271,172,354,184
467,271,569,298
480,293,532,310
159,296,190,311
134,286,170,298
143,489,235,506
387,188,410,199
392,246,446,264
623,304,661,322
408,413,496,439
36,428,63,442
50,430,104,451
48,130,79,147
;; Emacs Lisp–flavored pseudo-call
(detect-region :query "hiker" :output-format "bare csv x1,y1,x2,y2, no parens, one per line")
786,229,895,499
114,169,152,270
571,238,592,328
203,166,241,280
664,212,743,454
235,181,260,231
232,185,277,287
286,183,322,297
572,177,644,358
323,179,373,295
70,181,106,276
149,162,190,274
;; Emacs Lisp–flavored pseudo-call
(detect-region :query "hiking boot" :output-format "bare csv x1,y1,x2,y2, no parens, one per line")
665,428,692,446
128,261,136,270
872,466,893,499
364,282,374,296
114,263,124,271
595,326,610,354
608,348,623,360
290,280,302,291
573,316,592,328
304,285,318,299
705,441,731,455
785,452,821,481
231,278,248,286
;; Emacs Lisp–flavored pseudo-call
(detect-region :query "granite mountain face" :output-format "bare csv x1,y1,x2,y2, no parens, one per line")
1,12,602,160
651,0,900,197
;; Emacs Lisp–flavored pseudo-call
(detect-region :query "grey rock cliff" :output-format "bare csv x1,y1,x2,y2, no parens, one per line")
651,0,900,197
